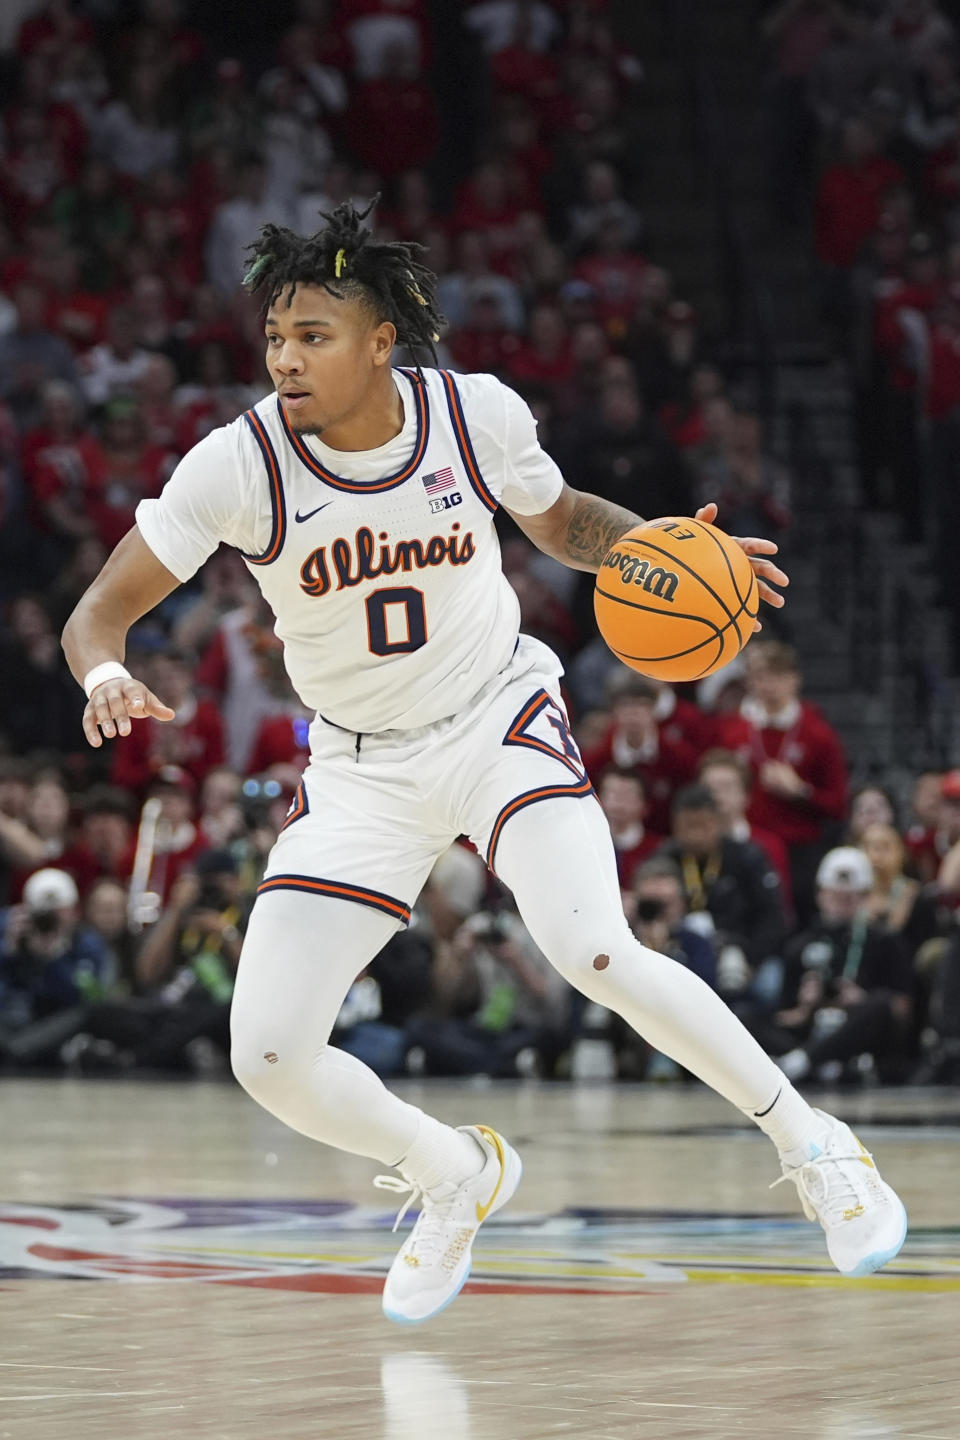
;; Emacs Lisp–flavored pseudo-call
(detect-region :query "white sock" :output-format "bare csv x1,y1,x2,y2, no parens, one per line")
746,1081,825,1159
394,1111,486,1193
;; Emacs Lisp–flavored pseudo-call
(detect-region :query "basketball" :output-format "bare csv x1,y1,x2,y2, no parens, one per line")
594,517,758,682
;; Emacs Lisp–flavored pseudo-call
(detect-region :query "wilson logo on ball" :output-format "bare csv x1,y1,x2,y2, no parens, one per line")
601,550,680,603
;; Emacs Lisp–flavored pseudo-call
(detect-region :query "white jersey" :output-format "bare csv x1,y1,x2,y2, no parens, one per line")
136,368,564,732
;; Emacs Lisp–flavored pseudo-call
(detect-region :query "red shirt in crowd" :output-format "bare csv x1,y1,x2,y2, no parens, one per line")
343,77,439,177
110,699,225,796
247,715,310,775
583,724,697,834
814,154,905,268
612,828,665,891
573,251,649,325
21,425,103,535
718,701,849,848
924,321,960,420
873,276,940,394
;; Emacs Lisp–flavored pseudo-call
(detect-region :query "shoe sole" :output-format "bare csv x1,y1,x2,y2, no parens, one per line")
383,1141,523,1325
841,1194,908,1278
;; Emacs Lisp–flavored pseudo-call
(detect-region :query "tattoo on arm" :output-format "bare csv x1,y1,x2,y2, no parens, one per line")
563,495,643,570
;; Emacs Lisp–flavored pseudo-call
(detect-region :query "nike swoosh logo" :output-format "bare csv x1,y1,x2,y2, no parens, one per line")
295,503,334,523
475,1125,506,1222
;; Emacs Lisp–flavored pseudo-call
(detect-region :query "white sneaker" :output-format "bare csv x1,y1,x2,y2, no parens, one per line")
772,1108,908,1277
375,1124,522,1324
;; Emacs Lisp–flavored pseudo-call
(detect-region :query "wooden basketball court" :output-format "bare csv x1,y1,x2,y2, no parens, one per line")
2,1078,958,1439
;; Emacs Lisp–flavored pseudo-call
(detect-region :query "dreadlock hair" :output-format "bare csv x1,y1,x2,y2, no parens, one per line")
242,196,444,365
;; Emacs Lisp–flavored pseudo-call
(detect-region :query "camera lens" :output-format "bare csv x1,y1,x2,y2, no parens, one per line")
635,898,666,922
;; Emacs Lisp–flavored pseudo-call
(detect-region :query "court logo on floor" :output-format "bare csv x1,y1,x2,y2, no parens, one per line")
0,1199,955,1293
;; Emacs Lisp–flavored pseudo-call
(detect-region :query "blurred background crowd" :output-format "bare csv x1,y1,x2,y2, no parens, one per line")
2,0,960,1088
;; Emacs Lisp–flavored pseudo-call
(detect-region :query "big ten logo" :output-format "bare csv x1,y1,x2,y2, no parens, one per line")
429,491,463,515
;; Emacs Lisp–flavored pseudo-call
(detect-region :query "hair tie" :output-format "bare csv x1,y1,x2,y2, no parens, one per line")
334,248,347,278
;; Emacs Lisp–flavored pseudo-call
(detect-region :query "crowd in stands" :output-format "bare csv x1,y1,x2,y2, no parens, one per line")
763,0,960,650
1,0,959,1087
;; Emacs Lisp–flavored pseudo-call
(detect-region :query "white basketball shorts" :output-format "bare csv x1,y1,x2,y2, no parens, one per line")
257,635,593,926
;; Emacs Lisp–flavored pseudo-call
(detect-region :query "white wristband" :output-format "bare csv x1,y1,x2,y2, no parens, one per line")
83,662,132,699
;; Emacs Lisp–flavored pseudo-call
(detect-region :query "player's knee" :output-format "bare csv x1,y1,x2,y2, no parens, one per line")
230,1024,300,1103
542,930,629,994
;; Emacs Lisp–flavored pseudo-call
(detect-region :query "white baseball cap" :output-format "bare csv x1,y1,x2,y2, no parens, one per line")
23,867,79,912
816,847,873,893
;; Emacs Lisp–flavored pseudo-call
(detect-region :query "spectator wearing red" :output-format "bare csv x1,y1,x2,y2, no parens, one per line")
573,217,649,330
659,361,726,452
908,768,960,883
87,396,174,551
447,290,523,376
597,767,664,891
59,785,137,898
583,670,698,834
451,160,526,262
378,170,437,247
135,354,182,452
343,38,439,177
495,96,554,203
40,249,108,353
505,305,574,397
814,117,905,269
111,649,224,797
247,712,311,780
20,380,100,548
0,96,83,232
653,678,715,756
923,284,960,421
194,596,292,773
140,765,209,903
488,11,564,122
17,3,96,63
905,769,948,881
717,641,848,921
697,748,794,915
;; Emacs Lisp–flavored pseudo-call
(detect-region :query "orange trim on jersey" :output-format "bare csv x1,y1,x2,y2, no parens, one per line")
280,780,309,832
275,368,429,493
241,409,286,565
504,689,586,779
485,775,594,875
256,873,411,924
439,370,498,513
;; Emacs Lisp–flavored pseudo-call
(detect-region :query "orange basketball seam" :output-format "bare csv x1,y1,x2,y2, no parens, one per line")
594,586,725,637
599,575,757,676
687,518,752,609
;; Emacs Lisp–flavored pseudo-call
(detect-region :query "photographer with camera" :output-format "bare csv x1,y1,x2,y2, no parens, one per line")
406,845,569,1078
43,850,249,1075
628,857,718,987
748,848,914,1084
599,856,719,1080
0,867,112,1068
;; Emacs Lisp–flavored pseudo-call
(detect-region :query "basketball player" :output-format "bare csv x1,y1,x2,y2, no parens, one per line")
62,202,906,1323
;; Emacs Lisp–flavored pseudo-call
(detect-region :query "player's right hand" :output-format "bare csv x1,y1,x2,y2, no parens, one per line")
82,677,175,748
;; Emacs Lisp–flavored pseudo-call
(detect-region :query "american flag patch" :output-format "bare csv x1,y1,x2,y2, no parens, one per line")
421,466,456,496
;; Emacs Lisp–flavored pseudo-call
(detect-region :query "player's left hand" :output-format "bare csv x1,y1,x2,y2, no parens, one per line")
695,502,788,632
